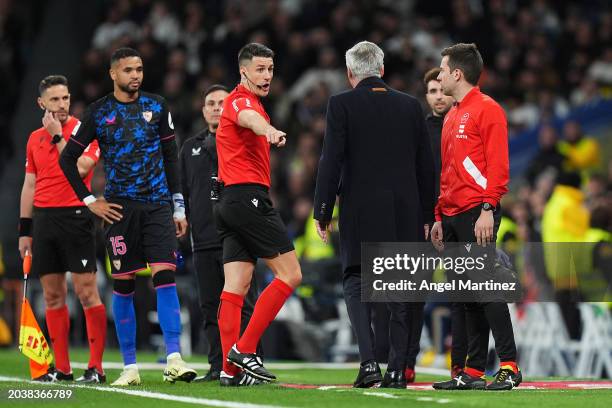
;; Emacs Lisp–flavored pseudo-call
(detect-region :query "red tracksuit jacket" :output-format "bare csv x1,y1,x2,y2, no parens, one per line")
434,87,509,221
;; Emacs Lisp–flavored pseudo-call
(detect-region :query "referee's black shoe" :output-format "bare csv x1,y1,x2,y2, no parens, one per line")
380,370,406,389
219,370,265,387
33,367,74,382
227,345,276,381
432,371,486,390
353,360,382,388
76,367,106,384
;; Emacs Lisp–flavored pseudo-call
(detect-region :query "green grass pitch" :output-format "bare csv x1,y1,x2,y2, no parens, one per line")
0,348,610,407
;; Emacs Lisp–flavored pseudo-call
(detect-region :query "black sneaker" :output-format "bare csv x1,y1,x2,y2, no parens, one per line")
227,345,276,381
193,369,221,382
76,367,106,384
219,370,264,386
486,368,522,391
353,360,382,388
33,367,74,382
432,371,486,390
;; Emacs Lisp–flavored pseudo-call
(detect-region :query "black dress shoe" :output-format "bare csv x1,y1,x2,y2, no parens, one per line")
380,370,407,389
353,361,382,388
193,369,221,382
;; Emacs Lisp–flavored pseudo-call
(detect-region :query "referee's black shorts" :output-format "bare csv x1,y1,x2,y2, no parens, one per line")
32,206,97,276
214,184,294,264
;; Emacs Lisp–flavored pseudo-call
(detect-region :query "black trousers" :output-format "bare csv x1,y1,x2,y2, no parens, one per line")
344,266,421,370
193,248,259,371
442,205,517,372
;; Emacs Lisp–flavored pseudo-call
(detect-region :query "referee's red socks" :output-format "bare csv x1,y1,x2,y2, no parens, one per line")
84,304,107,374
219,291,243,376
46,305,71,374
236,278,293,353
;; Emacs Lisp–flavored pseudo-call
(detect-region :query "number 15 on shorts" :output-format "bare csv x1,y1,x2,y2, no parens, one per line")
110,235,127,256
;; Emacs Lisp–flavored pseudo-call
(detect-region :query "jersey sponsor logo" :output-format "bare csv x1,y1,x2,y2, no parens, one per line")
168,112,174,130
251,198,258,207
232,100,239,112
191,147,201,156
142,111,153,122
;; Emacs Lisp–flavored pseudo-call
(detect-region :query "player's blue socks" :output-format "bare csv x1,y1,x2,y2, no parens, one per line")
112,279,137,366
153,270,181,356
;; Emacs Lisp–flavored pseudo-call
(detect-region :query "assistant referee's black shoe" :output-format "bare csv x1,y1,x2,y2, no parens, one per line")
193,369,221,382
219,370,265,387
486,368,522,391
432,371,486,390
227,345,276,381
33,367,74,382
353,360,382,388
76,367,106,384
380,370,407,389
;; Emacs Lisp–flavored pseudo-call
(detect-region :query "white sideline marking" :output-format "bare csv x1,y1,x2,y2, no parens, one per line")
68,361,448,376
0,376,290,408
362,391,398,399
417,397,451,404
567,383,612,389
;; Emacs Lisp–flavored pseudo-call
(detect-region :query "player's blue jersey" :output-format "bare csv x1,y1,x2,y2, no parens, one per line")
69,92,175,204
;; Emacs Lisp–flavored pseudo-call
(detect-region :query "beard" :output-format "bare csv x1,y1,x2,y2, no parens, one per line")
118,82,140,94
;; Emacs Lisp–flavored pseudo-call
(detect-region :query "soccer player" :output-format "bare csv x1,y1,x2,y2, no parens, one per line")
179,84,260,382
430,43,521,391
214,43,302,386
59,48,196,386
19,75,106,383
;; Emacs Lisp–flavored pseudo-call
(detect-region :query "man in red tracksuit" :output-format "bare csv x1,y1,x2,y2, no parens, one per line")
430,43,521,391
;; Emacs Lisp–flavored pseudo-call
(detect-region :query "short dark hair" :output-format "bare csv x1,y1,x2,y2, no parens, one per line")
238,43,274,66
423,68,442,87
39,75,68,96
441,43,483,85
202,84,229,101
110,47,141,66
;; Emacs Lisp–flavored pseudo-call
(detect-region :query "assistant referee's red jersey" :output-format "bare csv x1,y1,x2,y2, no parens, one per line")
25,116,100,207
216,84,271,187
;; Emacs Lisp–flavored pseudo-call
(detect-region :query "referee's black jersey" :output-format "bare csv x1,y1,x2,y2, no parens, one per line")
180,129,221,251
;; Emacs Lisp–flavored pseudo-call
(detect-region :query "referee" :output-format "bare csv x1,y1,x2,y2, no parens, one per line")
214,43,302,386
180,84,259,382
19,75,106,383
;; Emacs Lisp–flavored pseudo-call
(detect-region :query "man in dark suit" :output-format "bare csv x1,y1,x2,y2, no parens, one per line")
313,41,435,388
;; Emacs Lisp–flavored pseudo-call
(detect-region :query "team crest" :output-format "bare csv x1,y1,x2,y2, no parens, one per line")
112,259,121,270
142,111,153,122
460,113,470,123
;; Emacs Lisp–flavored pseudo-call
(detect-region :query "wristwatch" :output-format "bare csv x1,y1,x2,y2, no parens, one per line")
51,134,62,144
481,202,494,212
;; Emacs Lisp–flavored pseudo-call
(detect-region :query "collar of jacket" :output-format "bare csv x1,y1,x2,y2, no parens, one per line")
196,129,215,140
355,76,387,89
426,113,444,123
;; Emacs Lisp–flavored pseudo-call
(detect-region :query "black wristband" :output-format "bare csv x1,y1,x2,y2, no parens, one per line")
19,217,33,237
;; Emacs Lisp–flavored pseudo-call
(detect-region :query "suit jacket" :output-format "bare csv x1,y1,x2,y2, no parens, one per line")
313,77,435,271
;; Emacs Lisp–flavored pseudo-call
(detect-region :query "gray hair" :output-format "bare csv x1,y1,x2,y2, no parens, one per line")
345,41,384,81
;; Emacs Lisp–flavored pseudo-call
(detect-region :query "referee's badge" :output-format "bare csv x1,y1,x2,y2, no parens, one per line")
142,111,152,122
112,259,121,270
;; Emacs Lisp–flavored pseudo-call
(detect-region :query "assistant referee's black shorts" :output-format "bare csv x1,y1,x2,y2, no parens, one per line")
214,184,294,264
32,206,97,276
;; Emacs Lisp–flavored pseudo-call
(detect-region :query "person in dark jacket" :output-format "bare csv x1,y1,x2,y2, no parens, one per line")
180,84,258,382
314,41,435,389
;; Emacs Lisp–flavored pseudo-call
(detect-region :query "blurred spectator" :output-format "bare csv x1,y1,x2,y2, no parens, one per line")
558,120,602,176
524,125,565,187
